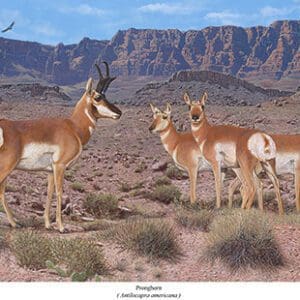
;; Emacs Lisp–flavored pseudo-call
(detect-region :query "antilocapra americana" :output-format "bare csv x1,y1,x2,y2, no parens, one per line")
149,103,203,203
183,92,284,214
149,103,238,204
228,134,300,212
0,62,122,232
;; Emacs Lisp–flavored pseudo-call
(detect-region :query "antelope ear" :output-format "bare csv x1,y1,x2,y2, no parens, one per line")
150,103,160,114
86,78,93,95
183,92,191,105
200,92,208,106
165,103,172,115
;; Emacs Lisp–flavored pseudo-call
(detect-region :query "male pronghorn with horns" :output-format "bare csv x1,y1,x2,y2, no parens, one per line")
183,91,284,214
0,62,122,232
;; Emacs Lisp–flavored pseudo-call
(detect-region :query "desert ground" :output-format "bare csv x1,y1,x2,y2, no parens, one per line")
0,88,299,282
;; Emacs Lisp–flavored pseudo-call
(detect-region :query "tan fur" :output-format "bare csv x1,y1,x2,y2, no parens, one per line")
149,103,202,203
229,134,300,212
0,78,122,232
184,92,284,213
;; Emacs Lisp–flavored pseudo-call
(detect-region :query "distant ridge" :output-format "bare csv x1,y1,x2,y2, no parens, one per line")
131,70,294,106
0,20,299,85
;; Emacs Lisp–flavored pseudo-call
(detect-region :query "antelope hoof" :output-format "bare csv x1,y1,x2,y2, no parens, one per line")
45,222,52,230
12,222,22,229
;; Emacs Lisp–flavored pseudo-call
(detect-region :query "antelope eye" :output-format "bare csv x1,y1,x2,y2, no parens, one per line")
94,93,104,102
162,115,168,120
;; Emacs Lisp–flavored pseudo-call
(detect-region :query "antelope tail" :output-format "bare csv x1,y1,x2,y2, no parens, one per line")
247,132,276,162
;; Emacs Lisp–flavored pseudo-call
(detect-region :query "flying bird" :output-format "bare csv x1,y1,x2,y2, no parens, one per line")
1,21,15,33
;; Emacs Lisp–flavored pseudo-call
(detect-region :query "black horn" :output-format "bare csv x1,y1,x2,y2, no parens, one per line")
95,63,103,79
94,62,116,94
102,61,110,77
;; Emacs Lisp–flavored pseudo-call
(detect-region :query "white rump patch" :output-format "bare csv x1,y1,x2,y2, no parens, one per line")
0,127,4,148
17,143,60,171
247,133,276,162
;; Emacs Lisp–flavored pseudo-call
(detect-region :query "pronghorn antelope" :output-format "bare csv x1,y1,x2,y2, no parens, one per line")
148,103,203,203
183,92,284,214
228,134,300,212
0,62,122,232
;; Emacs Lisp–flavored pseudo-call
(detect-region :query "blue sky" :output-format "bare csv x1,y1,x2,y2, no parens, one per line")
0,0,299,45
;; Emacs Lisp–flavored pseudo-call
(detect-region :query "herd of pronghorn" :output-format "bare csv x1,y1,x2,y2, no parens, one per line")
0,62,299,233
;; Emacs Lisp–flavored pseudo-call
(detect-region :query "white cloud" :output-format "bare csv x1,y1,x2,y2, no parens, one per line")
205,10,243,25
31,23,63,37
260,6,290,18
59,4,106,17
138,2,194,15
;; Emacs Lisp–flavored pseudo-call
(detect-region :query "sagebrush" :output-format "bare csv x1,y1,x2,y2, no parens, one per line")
203,209,284,271
100,218,181,261
84,193,119,218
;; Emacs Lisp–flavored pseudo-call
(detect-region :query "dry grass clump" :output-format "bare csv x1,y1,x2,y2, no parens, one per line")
82,219,116,231
70,182,85,192
83,193,119,218
274,212,300,226
51,238,108,278
120,182,132,192
101,219,181,261
176,208,214,231
153,176,172,187
10,230,109,279
10,230,54,269
0,229,8,250
148,184,181,204
203,209,284,271
165,165,186,180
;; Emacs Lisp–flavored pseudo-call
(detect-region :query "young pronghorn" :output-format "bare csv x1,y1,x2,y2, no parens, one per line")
0,62,122,232
228,134,300,212
183,92,284,214
149,103,203,203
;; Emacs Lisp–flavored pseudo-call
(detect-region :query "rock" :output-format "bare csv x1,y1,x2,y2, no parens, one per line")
151,160,169,172
31,201,44,211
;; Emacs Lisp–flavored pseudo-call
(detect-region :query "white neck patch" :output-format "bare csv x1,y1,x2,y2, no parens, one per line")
160,128,171,140
88,126,94,135
84,108,96,126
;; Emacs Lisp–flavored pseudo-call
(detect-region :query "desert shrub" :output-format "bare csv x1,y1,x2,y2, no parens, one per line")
148,184,181,204
51,238,108,278
0,230,8,250
17,216,44,228
64,170,76,182
120,182,132,192
203,209,284,271
176,208,214,231
165,165,185,180
10,231,109,279
153,176,171,187
84,193,119,218
82,219,117,231
10,231,54,269
0,203,4,213
102,219,181,261
70,182,85,192
274,213,300,226
134,161,147,173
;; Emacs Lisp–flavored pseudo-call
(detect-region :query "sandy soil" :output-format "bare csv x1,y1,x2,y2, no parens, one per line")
0,94,299,282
